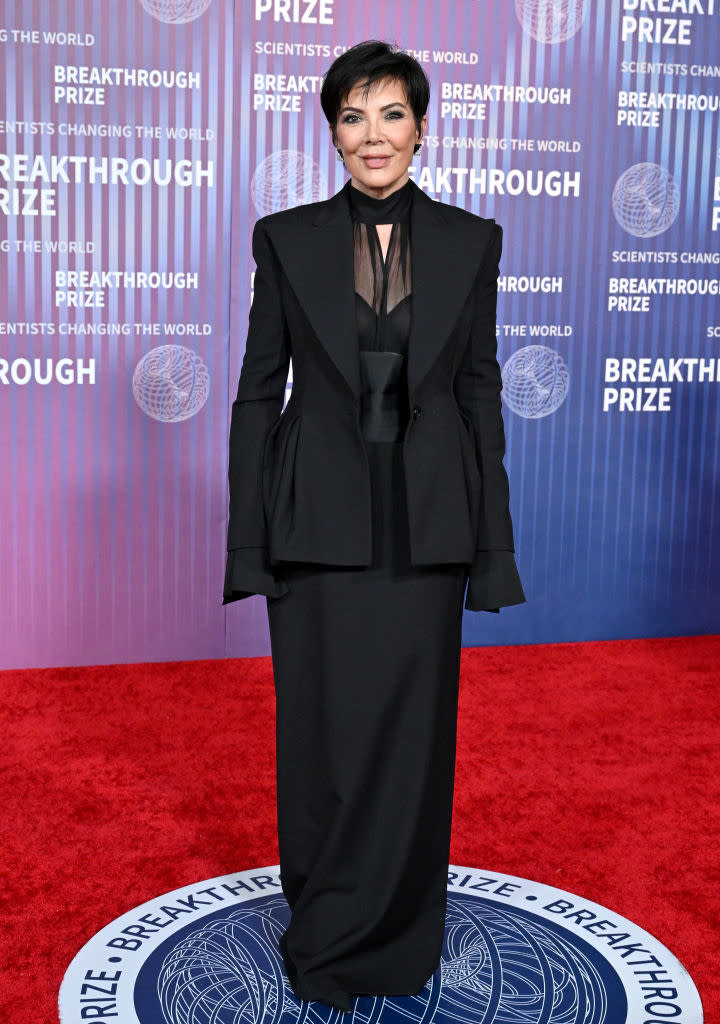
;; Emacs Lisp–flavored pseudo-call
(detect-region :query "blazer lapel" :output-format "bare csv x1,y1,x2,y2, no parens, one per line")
265,182,360,396
264,178,491,401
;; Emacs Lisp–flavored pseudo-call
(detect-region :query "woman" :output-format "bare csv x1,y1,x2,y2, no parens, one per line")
223,40,526,1014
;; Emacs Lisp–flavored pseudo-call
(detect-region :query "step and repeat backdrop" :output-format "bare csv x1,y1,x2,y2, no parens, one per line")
1,0,718,667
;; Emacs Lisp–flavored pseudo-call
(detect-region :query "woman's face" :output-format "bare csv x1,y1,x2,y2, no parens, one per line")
331,76,426,199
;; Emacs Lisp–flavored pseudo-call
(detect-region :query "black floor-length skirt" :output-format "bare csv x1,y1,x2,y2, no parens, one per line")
266,437,469,1010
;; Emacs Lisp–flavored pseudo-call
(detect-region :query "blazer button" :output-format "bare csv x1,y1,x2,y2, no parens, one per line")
412,405,422,420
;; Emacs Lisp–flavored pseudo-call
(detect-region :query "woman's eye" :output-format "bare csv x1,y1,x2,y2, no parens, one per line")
340,110,405,124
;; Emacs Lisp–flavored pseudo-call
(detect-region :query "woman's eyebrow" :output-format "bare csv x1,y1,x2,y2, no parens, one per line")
339,102,408,113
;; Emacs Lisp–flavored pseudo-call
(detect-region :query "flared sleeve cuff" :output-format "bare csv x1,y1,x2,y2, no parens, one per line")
465,550,526,613
222,546,289,605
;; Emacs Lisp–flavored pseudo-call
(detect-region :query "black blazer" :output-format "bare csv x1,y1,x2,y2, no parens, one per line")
223,177,525,613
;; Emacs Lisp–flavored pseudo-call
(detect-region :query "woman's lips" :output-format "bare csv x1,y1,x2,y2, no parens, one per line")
362,155,391,166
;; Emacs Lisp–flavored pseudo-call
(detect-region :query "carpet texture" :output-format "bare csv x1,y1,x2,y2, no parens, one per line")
0,634,717,1022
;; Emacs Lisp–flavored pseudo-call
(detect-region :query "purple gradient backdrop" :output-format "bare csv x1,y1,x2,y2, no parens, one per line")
1,1,718,667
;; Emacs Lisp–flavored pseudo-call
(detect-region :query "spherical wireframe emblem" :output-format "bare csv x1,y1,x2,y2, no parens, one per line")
442,897,609,1021
157,902,288,1024
137,0,213,23
133,345,210,422
153,893,613,1023
250,151,327,217
612,162,680,237
501,345,569,418
515,0,586,42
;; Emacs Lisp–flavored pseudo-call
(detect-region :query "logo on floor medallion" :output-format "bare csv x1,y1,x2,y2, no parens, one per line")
59,865,703,1023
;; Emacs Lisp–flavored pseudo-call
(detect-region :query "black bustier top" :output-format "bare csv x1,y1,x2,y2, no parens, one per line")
346,179,413,442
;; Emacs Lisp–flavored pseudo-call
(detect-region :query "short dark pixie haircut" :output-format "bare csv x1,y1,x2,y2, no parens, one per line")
321,40,430,154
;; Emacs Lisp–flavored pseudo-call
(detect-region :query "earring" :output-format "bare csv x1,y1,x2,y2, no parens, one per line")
336,148,344,162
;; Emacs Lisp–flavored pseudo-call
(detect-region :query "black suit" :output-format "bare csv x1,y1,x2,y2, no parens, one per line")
223,177,527,1009
223,177,525,612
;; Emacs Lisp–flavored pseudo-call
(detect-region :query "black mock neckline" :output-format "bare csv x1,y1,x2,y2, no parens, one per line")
347,177,413,224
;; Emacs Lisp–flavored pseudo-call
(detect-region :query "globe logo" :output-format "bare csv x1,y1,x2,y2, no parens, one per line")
133,344,210,423
137,0,213,23
156,898,289,1024
515,0,586,43
501,345,569,418
251,151,327,217
442,898,610,1021
611,162,680,238
150,892,618,1023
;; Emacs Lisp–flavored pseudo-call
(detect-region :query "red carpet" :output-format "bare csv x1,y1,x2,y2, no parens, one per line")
1,634,717,1022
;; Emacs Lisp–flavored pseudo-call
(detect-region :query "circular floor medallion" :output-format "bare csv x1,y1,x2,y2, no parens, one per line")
59,864,703,1023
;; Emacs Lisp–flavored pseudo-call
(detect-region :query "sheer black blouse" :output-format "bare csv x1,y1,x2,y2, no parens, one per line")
347,177,413,356
347,178,413,444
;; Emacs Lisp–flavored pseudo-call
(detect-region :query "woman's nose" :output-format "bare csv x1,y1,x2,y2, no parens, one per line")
364,119,385,141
